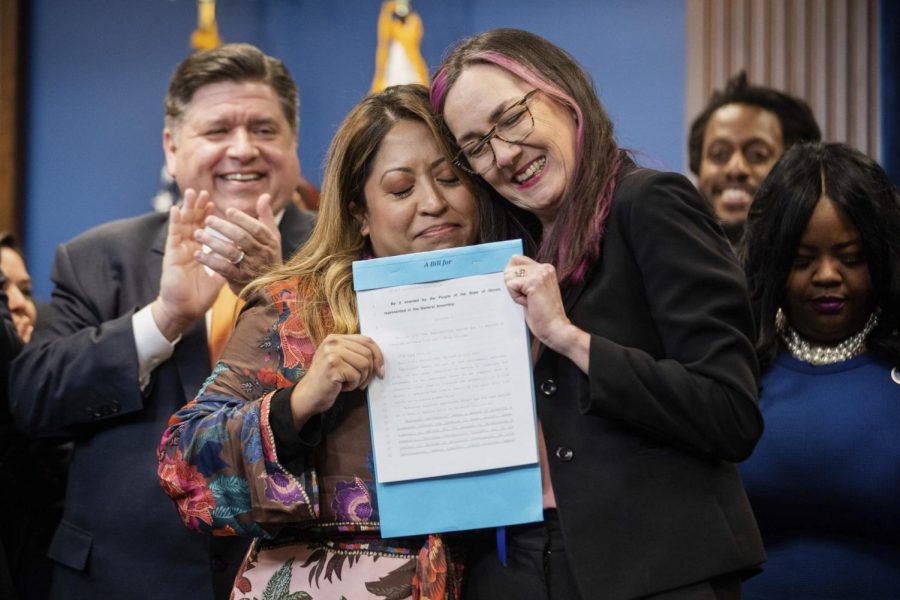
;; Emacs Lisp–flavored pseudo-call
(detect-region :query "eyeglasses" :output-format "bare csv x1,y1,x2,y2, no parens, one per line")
453,89,539,175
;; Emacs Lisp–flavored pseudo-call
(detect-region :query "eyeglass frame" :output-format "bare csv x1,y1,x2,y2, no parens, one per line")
452,89,540,175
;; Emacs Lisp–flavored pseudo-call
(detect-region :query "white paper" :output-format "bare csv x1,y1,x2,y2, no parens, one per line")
357,272,537,483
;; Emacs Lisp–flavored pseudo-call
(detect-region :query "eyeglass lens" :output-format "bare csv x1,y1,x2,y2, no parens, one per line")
458,93,536,174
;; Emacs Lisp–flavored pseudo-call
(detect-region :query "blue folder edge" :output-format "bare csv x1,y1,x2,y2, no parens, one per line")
376,464,543,538
353,240,544,538
353,239,523,291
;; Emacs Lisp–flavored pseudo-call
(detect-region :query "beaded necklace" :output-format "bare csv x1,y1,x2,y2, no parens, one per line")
776,308,879,366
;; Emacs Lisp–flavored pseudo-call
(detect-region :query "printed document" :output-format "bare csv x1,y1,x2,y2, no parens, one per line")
352,240,542,536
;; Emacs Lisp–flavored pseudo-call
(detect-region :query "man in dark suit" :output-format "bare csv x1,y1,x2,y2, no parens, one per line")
9,44,315,599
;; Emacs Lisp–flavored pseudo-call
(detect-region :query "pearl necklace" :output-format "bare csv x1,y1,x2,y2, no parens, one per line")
776,308,879,366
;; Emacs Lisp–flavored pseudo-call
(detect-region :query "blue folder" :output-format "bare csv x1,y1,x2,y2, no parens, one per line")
352,240,543,538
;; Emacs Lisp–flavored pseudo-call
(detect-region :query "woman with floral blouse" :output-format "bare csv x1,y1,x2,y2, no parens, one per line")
158,84,482,600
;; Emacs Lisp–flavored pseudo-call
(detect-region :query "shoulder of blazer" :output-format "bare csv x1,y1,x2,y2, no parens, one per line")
611,166,708,223
614,166,667,205
62,211,169,259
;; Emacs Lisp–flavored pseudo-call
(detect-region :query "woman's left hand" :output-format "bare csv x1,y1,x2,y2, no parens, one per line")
504,255,590,372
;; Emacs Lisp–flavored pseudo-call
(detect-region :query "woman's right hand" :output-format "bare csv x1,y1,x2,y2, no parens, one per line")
504,255,590,373
289,334,385,429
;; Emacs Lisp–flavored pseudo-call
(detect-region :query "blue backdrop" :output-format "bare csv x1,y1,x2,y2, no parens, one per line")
21,0,685,299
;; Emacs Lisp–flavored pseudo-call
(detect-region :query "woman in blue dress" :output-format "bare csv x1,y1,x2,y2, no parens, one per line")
740,142,900,597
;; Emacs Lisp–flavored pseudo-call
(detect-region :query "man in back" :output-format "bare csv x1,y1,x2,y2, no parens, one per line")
688,71,821,243
10,43,314,599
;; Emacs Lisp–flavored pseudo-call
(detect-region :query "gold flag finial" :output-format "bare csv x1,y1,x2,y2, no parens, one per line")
191,0,222,51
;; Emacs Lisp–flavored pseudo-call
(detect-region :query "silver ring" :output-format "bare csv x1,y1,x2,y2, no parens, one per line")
515,268,526,278
230,250,246,266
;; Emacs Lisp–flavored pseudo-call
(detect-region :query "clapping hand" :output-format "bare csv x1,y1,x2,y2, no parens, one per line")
152,189,224,341
193,193,283,295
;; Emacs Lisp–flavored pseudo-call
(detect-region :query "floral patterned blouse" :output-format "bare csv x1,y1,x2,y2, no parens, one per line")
158,278,461,600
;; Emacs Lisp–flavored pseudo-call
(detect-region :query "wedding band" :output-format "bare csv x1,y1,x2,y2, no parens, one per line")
515,268,526,278
230,250,245,266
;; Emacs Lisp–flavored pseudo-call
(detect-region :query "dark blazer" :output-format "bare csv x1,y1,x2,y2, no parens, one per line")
537,165,765,599
9,204,314,599
0,283,23,600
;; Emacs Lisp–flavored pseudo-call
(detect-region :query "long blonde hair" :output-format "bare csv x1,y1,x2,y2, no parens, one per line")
249,84,478,346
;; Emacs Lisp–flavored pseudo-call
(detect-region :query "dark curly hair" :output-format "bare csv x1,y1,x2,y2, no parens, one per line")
688,71,821,175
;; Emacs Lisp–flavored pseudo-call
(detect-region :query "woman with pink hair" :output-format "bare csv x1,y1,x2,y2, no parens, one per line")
432,28,765,599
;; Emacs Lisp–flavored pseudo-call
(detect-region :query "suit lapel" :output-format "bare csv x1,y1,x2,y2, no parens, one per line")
174,320,212,402
561,262,596,315
145,220,167,303
279,203,314,260
147,216,212,402
536,160,632,363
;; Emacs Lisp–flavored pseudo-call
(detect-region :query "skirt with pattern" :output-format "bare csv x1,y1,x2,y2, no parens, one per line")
231,532,462,600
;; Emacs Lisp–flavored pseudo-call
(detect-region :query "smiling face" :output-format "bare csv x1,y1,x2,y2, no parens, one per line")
163,80,300,218
784,196,874,345
1,246,37,343
698,103,784,226
355,119,479,258
442,63,577,229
